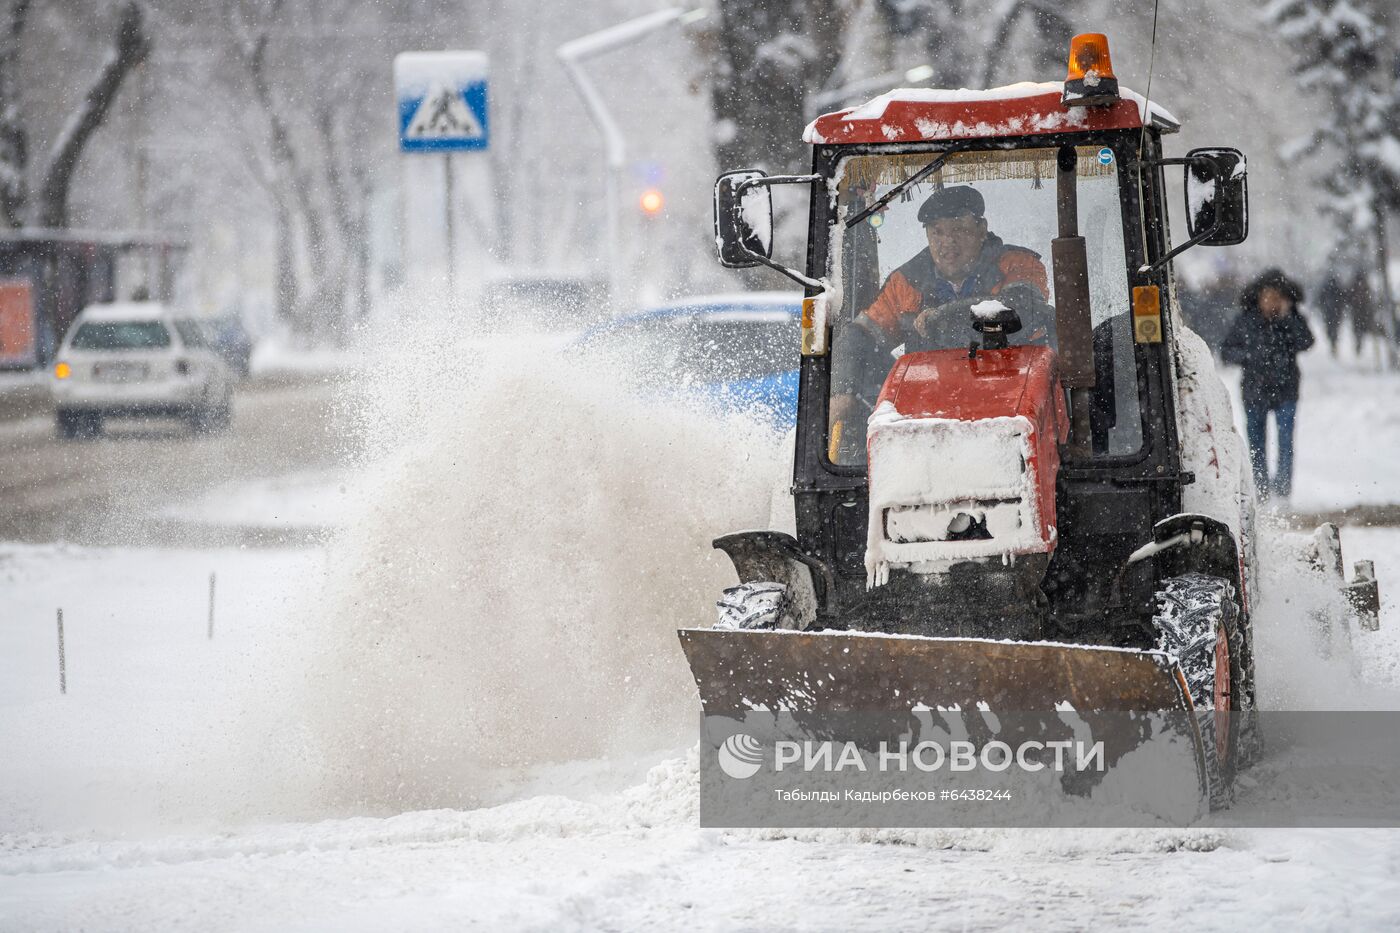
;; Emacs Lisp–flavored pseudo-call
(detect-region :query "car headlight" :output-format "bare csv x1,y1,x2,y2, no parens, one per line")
54,361,70,379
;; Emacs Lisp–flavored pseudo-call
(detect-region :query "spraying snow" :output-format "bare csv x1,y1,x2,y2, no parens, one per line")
0,306,787,833
283,312,786,814
2,302,1398,857
1250,515,1400,710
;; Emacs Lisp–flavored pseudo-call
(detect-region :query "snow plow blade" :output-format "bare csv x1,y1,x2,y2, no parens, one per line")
678,629,1195,713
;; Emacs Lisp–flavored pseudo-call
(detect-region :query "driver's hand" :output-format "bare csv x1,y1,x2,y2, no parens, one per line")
912,297,977,340
829,392,860,429
828,393,868,464
912,306,935,338
996,283,1053,344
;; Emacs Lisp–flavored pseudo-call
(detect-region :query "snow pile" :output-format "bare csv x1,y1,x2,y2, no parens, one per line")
289,308,786,815
0,751,701,878
0,544,333,834
1250,514,1400,710
0,298,787,833
159,468,354,530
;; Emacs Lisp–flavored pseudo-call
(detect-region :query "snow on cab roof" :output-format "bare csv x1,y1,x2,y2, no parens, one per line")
77,301,172,321
804,81,1179,146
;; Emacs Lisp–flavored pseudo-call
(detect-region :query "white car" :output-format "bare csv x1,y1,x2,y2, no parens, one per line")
51,302,235,438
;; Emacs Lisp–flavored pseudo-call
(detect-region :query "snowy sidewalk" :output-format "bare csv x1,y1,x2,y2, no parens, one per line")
0,342,368,425
5,329,1400,931
1198,325,1398,518
0,369,47,423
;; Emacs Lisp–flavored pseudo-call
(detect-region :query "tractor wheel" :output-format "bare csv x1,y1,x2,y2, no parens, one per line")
190,403,227,436
56,410,81,440
57,410,101,439
211,396,233,432
715,581,789,630
1153,573,1250,809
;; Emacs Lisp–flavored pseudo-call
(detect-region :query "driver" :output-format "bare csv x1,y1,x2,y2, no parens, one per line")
861,185,1049,347
831,186,1053,445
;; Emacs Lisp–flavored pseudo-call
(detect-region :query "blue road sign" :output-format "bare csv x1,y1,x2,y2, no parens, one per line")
394,51,489,153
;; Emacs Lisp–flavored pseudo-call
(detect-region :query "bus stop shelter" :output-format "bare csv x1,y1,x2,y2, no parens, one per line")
0,229,187,369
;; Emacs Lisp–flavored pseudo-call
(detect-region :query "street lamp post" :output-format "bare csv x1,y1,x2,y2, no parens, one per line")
557,8,705,310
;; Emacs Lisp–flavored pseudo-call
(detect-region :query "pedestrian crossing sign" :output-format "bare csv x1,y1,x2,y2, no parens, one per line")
395,51,489,152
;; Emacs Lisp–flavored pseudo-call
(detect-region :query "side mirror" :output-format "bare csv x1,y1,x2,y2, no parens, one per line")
1184,147,1248,247
714,170,773,268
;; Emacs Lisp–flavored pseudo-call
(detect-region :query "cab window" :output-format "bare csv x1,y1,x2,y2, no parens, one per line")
828,146,1141,465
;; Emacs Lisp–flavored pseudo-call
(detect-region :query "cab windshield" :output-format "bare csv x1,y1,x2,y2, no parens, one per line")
828,145,1141,466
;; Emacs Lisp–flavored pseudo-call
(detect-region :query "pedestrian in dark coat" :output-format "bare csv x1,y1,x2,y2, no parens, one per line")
1316,272,1346,356
1221,269,1315,500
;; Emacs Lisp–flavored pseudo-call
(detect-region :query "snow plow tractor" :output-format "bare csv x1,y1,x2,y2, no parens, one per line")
683,34,1379,807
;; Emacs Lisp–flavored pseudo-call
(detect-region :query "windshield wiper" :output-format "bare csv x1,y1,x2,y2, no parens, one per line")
844,146,965,228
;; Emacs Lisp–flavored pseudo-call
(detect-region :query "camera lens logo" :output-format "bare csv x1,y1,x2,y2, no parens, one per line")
717,733,764,779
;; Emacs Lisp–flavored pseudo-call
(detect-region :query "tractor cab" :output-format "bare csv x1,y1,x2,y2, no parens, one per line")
685,33,1376,809
710,34,1250,644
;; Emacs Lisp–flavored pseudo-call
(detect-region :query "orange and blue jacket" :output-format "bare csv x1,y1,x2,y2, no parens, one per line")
860,234,1049,339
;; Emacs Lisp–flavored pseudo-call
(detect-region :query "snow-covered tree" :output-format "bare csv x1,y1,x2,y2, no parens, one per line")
875,0,1077,90
704,0,1085,177
0,0,149,228
221,0,392,337
873,0,967,89
1265,0,1400,345
706,0,849,175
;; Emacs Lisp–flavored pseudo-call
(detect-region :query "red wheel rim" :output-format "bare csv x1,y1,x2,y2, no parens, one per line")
1213,623,1231,763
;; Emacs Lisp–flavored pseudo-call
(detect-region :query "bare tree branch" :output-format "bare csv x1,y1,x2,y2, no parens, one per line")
978,0,1025,88
35,0,150,227
239,135,279,202
710,0,849,174
315,102,355,242
236,26,327,261
0,0,29,227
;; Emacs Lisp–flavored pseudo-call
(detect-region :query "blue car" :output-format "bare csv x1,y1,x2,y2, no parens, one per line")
573,292,803,427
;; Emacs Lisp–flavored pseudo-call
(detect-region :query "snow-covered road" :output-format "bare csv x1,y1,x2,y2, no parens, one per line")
11,811,1400,930
4,333,1400,930
0,379,357,546
4,519,1398,931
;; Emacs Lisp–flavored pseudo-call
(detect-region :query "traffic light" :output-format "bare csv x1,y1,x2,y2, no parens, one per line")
639,188,664,215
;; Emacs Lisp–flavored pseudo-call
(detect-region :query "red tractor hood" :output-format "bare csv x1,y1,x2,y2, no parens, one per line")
864,346,1068,586
877,345,1065,425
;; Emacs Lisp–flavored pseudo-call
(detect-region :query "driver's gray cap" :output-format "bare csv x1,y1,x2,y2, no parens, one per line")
918,186,985,224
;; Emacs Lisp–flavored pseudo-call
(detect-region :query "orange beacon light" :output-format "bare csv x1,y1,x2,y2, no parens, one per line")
1062,33,1120,108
